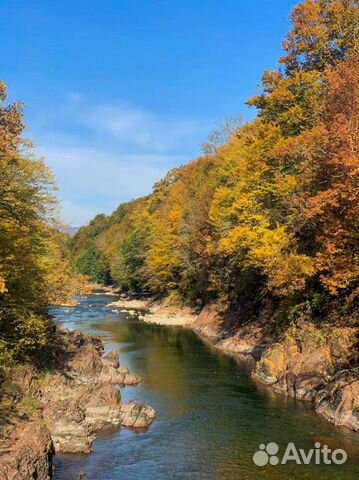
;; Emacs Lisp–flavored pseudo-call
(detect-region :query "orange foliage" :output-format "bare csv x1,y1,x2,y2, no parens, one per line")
301,52,359,294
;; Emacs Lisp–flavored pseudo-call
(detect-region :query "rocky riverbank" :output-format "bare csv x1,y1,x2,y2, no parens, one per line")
108,296,197,326
111,295,359,434
0,328,155,479
191,304,359,433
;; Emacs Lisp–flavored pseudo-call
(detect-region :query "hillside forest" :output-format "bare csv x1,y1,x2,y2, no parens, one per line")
69,0,359,333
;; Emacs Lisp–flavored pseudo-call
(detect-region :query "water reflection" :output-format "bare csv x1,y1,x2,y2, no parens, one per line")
52,295,359,480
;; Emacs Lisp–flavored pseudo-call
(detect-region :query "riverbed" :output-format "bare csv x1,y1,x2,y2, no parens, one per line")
51,293,359,479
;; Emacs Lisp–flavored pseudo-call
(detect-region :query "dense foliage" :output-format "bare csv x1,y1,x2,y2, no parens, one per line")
0,83,86,370
70,0,359,325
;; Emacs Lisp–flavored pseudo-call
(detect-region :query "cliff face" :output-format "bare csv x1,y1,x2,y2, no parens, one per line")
192,306,227,341
0,329,156,479
192,306,359,433
315,370,359,431
252,323,359,432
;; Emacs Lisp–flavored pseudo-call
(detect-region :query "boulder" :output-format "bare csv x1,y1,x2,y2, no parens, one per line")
120,401,156,428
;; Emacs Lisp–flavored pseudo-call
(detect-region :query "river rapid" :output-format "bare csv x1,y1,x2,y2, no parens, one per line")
51,293,359,480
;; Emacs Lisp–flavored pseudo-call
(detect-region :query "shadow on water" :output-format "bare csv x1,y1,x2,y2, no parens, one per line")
52,294,359,480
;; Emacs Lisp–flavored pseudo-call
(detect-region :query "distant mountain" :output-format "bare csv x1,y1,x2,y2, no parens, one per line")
60,226,80,237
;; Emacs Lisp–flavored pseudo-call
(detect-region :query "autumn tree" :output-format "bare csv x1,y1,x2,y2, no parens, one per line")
0,82,82,364
297,51,359,296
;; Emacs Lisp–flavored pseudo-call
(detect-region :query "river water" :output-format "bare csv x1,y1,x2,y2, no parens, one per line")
51,293,359,480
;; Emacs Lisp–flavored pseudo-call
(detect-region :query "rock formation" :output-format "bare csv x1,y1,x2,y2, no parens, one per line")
0,329,156,479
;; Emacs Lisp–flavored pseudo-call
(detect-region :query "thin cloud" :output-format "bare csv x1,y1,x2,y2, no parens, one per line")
73,101,208,153
31,93,211,225
39,144,186,225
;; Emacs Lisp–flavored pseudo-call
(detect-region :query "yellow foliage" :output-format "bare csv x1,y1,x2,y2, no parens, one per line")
0,270,7,295
267,254,316,296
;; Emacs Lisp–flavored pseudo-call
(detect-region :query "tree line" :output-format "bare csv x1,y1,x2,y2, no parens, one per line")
0,82,86,373
69,0,359,327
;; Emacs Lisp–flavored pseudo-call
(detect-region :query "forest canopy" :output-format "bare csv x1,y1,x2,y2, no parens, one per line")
69,0,359,328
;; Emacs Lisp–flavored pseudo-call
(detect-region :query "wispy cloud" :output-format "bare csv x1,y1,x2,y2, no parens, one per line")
31,93,209,225
76,103,206,153
43,145,176,225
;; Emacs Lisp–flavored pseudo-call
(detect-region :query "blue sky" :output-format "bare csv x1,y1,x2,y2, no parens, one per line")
2,0,298,226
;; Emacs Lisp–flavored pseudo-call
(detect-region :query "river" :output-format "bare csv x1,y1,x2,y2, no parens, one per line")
51,293,359,480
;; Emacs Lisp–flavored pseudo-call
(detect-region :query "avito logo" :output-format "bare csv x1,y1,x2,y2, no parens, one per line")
253,442,347,466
